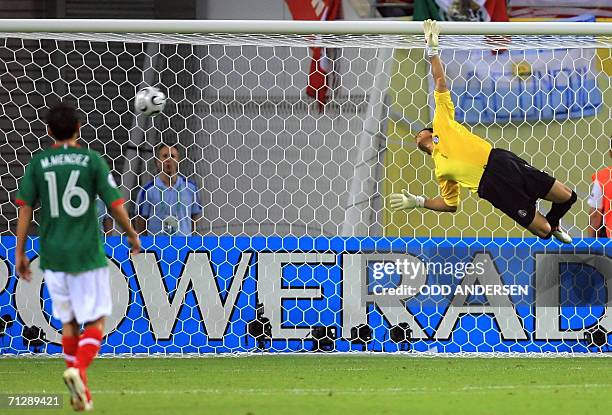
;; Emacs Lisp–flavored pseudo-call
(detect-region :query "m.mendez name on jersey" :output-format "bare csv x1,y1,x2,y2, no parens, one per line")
40,153,90,169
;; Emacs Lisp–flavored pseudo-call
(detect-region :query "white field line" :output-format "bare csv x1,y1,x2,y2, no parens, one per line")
88,383,612,396
0,367,375,375
0,366,592,375
11,384,611,396
5,367,595,378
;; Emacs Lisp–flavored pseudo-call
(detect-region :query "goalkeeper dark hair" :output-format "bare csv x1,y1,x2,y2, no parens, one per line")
46,103,80,141
414,127,434,154
155,141,183,158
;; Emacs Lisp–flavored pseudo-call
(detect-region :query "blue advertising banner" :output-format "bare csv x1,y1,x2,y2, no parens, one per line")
433,47,603,124
0,236,610,355
431,15,604,125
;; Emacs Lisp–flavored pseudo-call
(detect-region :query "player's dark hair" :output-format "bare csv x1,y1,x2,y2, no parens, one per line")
415,128,434,155
155,142,182,158
45,103,80,141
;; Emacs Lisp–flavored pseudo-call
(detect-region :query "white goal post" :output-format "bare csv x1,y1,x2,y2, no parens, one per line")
0,18,610,34
0,20,610,355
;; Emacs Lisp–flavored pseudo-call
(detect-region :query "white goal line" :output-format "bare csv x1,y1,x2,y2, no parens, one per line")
0,19,610,36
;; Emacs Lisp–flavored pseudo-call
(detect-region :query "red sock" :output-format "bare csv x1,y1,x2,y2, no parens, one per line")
75,327,103,384
62,336,79,368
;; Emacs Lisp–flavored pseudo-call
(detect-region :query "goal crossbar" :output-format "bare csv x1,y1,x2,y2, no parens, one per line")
0,19,610,36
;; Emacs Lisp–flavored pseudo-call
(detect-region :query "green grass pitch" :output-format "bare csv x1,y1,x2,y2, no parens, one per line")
1,356,611,414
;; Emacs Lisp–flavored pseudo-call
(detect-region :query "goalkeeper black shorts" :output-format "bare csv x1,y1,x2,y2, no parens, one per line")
477,148,556,228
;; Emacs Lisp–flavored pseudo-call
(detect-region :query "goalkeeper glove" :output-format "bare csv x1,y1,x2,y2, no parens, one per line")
424,19,440,57
389,189,426,211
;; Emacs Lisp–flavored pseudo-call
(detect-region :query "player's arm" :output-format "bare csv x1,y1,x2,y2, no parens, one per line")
15,161,38,281
190,184,203,234
587,180,604,237
588,208,603,237
191,214,201,234
133,186,150,235
15,204,34,281
102,216,113,235
134,216,147,235
389,179,459,214
94,154,140,253
430,55,448,93
424,197,457,212
97,199,114,235
389,190,457,213
110,203,141,254
424,20,448,93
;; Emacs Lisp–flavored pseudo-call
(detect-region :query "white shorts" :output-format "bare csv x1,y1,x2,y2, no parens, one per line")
44,267,112,325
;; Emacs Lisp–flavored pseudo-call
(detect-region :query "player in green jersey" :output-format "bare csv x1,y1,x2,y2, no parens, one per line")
14,103,140,412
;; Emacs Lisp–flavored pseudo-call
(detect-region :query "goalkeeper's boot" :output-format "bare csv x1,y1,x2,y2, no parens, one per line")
551,226,572,244
63,367,94,411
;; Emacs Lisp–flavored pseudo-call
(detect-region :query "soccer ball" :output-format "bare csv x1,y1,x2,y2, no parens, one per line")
134,86,166,116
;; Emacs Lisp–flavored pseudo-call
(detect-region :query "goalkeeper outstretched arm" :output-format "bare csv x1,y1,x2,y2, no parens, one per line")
389,191,457,213
388,20,456,214
424,19,447,93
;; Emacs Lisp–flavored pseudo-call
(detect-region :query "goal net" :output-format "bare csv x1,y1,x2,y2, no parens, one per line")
0,21,610,355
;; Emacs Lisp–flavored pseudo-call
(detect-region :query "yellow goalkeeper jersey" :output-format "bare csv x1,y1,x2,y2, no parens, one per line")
431,90,492,207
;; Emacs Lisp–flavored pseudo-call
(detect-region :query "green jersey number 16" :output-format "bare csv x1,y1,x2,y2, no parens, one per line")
43,170,90,218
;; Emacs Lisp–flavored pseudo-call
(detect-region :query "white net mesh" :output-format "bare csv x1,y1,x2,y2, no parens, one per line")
0,29,610,355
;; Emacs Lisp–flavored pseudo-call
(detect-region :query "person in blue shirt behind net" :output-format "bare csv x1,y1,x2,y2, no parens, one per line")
134,142,202,235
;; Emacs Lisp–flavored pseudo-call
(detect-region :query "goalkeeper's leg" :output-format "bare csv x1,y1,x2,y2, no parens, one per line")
527,212,553,238
542,180,577,228
527,180,577,243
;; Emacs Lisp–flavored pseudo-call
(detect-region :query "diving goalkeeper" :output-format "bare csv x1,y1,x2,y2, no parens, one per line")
389,20,577,244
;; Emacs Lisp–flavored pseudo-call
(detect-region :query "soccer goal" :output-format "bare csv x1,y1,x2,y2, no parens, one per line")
0,19,610,355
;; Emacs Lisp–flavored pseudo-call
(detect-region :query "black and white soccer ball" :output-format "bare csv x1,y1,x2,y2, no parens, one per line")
134,86,166,116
